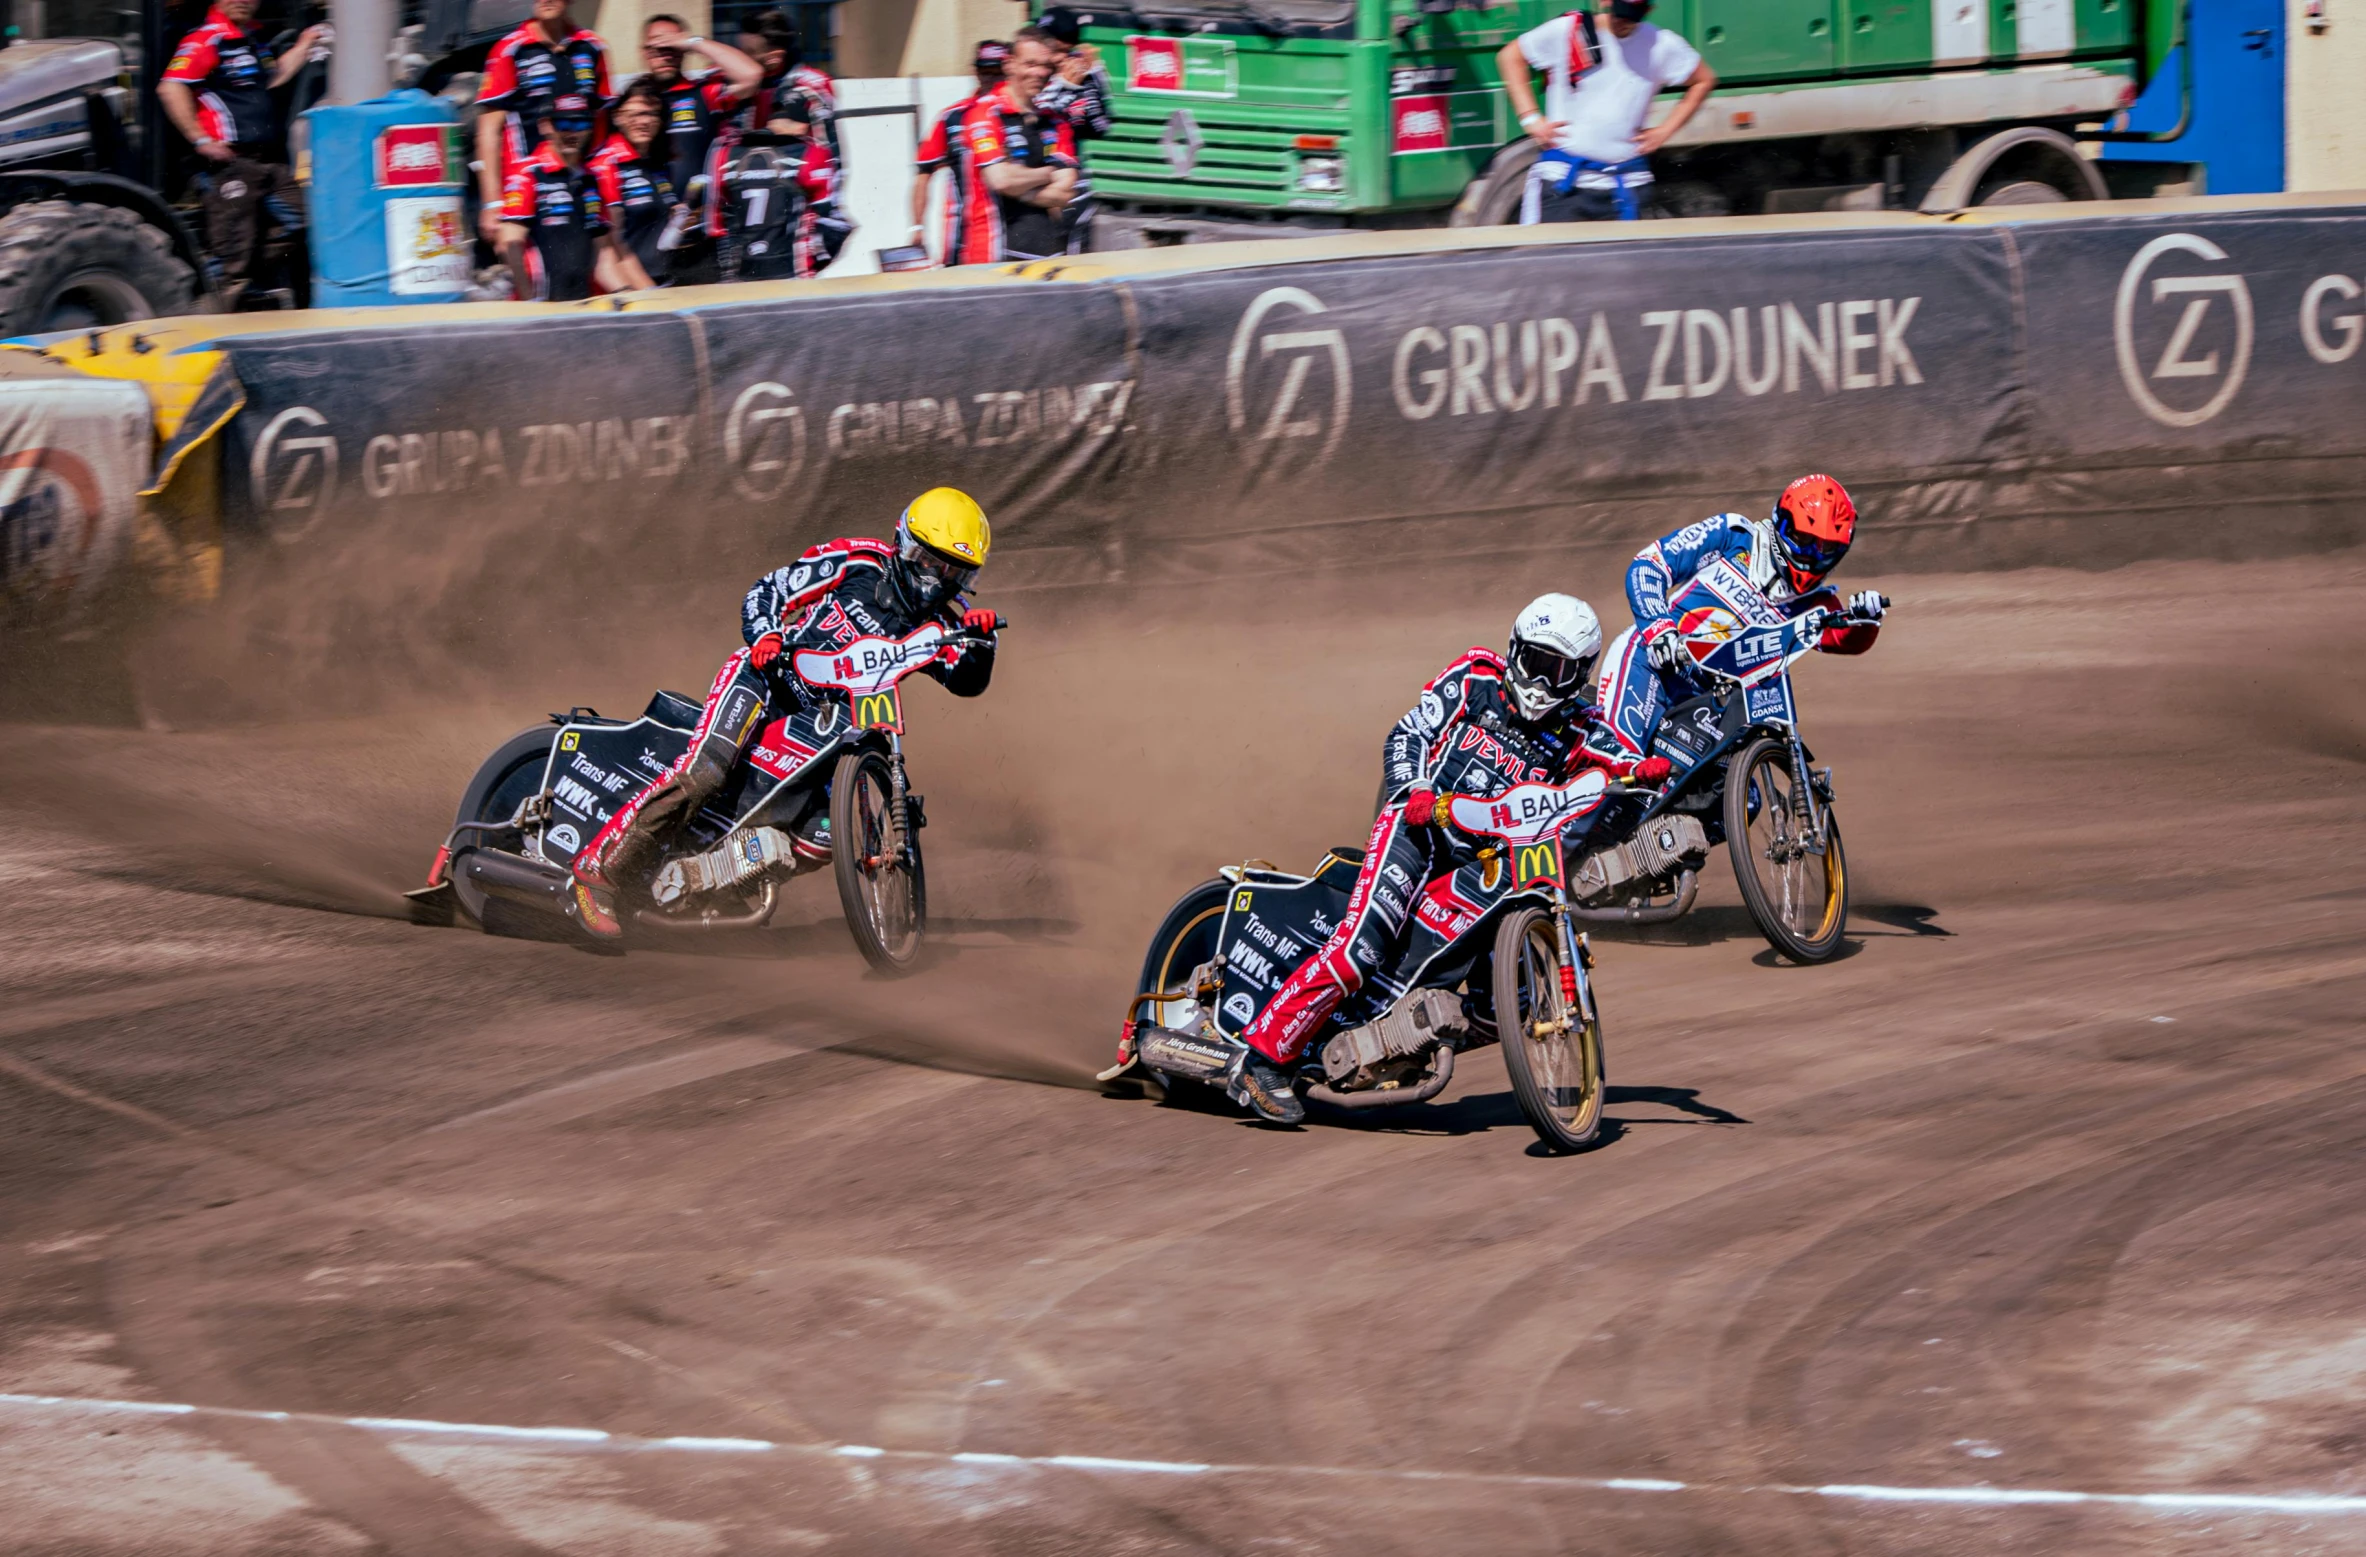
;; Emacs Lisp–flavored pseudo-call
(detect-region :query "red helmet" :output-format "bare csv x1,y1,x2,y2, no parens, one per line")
1772,474,1857,592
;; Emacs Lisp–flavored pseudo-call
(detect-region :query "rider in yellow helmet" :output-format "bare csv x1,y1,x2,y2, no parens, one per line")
569,487,1000,937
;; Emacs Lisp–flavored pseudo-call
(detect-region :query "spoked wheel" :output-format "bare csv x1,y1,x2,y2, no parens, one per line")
830,748,927,971
1492,906,1606,1152
449,725,558,936
1724,735,1849,963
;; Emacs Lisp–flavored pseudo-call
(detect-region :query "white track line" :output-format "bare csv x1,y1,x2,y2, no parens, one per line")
4,1392,2362,1516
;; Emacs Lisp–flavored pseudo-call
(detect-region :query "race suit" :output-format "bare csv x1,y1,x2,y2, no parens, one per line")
1239,648,1619,1065
1590,512,1880,763
1033,64,1110,251
576,539,996,890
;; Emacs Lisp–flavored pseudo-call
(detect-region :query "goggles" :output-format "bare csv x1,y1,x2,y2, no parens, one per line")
1512,641,1594,696
898,532,979,599
1780,528,1849,579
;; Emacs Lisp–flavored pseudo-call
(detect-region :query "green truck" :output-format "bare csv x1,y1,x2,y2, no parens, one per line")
1036,0,2189,246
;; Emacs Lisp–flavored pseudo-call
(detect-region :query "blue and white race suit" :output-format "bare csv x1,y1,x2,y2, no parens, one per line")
1589,512,1878,761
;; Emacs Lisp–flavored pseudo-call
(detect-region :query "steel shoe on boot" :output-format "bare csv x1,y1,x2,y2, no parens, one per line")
571,878,624,939
1226,1047,1306,1125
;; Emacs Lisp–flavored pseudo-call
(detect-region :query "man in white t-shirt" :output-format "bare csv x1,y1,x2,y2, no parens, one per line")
1495,0,1715,223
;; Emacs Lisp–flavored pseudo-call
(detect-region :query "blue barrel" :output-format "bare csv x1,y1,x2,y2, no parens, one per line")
303,89,471,307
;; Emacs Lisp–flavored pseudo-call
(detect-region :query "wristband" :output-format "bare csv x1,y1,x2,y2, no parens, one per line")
1518,111,1545,129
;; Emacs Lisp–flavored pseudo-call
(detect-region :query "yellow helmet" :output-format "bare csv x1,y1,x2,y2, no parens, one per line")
892,488,990,609
899,487,991,566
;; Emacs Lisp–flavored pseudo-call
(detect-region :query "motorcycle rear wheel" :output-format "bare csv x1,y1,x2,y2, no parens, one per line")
832,749,926,971
1494,906,1606,1152
450,725,559,935
1725,736,1849,963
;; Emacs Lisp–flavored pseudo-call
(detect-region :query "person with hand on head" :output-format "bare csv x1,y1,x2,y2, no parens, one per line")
1494,0,1715,223
1226,596,1661,1125
499,95,647,301
1591,475,1884,768
910,41,1008,263
947,31,1078,265
588,79,685,287
157,0,323,307
638,14,763,205
475,0,611,245
569,489,1002,939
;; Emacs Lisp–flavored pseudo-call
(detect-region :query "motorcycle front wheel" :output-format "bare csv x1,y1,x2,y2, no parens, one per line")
1724,736,1849,963
1493,906,1606,1152
831,749,926,971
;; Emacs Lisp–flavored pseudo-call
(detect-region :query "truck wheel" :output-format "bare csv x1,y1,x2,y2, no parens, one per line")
0,201,197,336
1451,140,1540,229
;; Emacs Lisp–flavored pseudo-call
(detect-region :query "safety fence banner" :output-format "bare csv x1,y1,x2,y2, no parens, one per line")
193,198,2366,593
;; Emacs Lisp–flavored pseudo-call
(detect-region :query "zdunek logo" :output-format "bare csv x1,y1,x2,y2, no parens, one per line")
249,405,338,527
726,381,808,501
2113,233,2254,428
1226,286,1350,462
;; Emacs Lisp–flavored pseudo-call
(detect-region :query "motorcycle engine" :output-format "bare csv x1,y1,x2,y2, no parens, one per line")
1322,988,1466,1090
1569,814,1711,904
651,826,800,907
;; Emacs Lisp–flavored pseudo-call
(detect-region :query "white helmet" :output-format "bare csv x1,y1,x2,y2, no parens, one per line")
1506,593,1603,723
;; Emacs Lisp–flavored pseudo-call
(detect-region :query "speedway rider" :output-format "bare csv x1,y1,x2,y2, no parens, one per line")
570,488,1001,937
1590,474,1885,767
1228,595,1671,1124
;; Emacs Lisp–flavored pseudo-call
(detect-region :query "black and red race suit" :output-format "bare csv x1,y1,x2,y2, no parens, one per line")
702,64,836,235
1239,648,1617,1065
576,539,994,890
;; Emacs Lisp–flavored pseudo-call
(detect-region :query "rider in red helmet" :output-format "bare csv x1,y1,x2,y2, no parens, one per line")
1590,474,1885,766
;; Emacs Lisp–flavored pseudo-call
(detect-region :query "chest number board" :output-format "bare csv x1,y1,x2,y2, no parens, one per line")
852,686,903,732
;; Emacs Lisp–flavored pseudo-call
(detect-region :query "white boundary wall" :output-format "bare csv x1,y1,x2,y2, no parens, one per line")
823,75,980,277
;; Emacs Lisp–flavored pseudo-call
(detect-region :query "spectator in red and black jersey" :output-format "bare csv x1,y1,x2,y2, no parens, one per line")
589,80,688,287
702,10,840,266
157,0,323,306
638,14,762,201
947,32,1077,266
736,9,837,158
474,0,612,245
1029,22,1112,253
909,40,1007,263
500,96,647,302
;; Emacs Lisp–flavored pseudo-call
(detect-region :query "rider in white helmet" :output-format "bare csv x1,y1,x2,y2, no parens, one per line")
1224,594,1670,1124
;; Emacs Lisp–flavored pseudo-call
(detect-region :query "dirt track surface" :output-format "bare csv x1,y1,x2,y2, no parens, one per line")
3,551,2364,1555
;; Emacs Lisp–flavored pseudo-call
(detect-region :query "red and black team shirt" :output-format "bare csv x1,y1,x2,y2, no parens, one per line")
658,74,743,200
477,20,611,178
951,89,1077,266
701,65,836,239
587,134,677,282
502,141,609,302
913,92,975,265
162,6,280,148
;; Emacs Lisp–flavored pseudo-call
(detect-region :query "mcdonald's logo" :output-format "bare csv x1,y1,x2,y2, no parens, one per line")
852,687,903,731
1513,838,1563,891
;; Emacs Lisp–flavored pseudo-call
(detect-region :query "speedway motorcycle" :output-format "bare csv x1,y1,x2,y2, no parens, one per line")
1571,560,1888,964
408,618,1002,971
1106,773,1631,1152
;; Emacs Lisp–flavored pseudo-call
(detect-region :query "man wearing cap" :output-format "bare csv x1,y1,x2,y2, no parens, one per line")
499,97,646,302
475,0,613,245
1495,0,1714,223
909,41,1007,263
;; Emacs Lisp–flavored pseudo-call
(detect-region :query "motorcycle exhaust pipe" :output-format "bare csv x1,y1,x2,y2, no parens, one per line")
458,848,575,911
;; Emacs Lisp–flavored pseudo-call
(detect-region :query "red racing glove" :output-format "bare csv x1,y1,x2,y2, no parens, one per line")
749,631,785,669
1404,787,1440,827
962,607,999,636
1629,756,1673,785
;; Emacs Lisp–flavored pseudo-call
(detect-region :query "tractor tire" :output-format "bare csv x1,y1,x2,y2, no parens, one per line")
0,200,197,337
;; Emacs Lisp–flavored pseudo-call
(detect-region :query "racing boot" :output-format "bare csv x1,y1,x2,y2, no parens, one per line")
570,878,624,940
1226,1045,1306,1126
